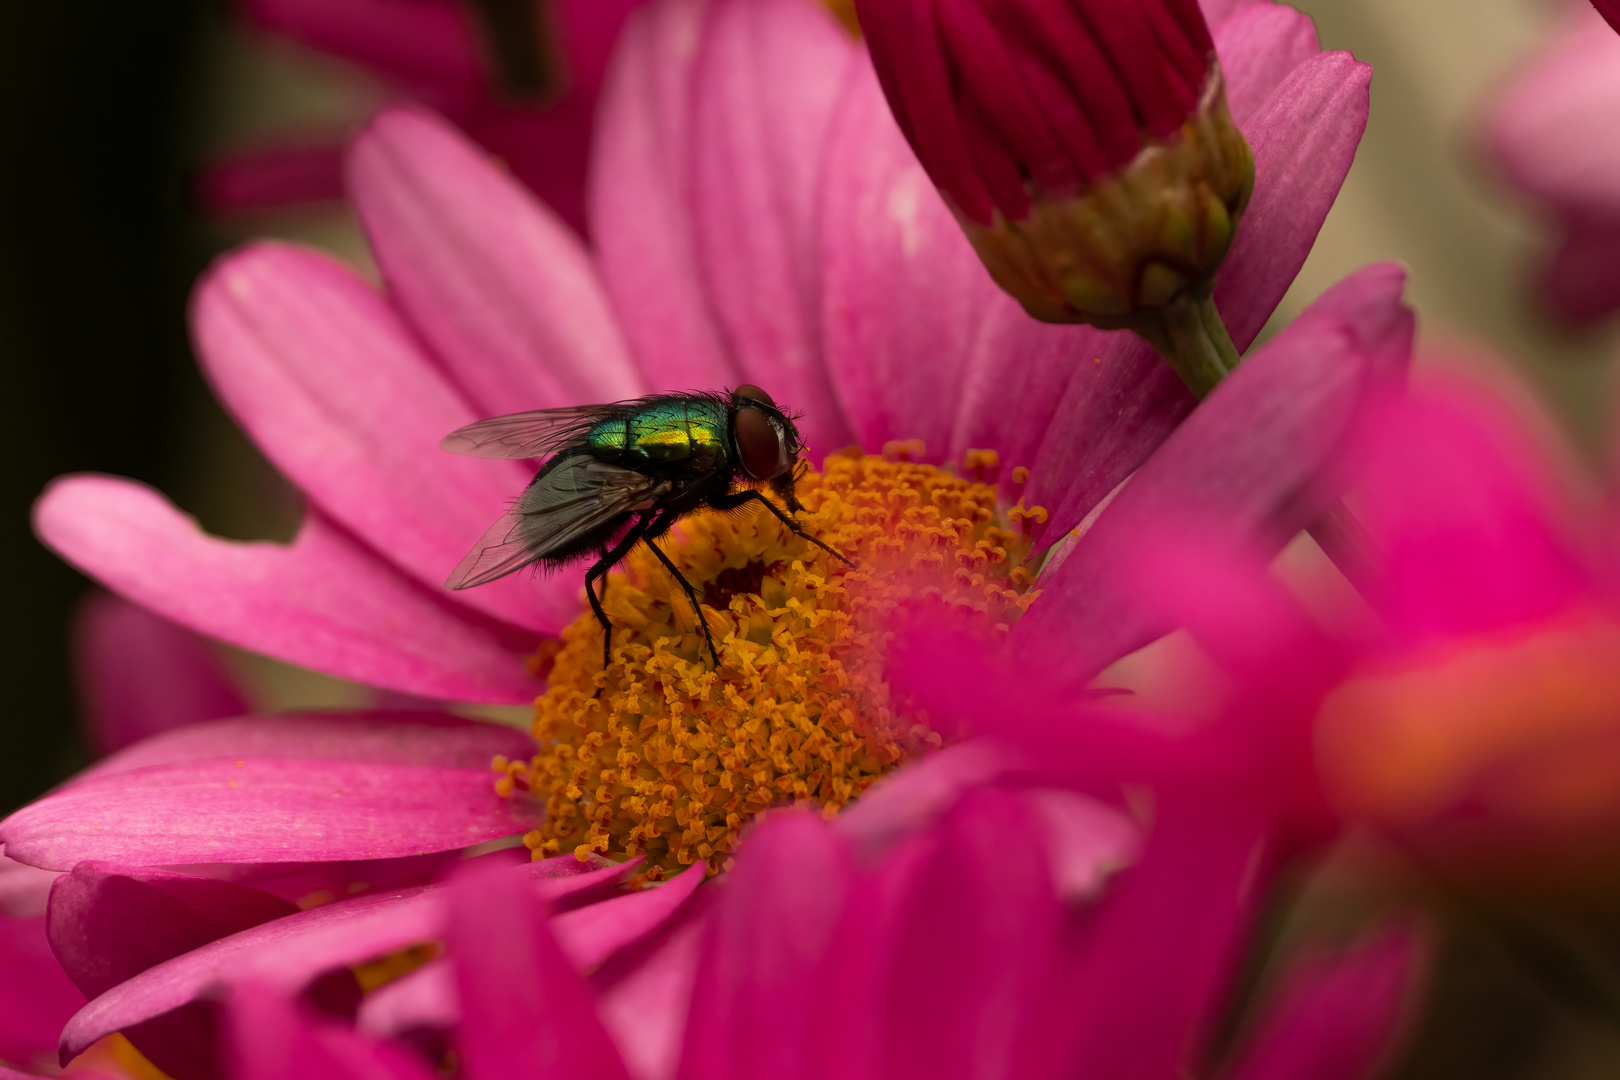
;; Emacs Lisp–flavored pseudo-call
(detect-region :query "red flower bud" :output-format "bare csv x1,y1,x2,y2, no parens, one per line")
855,0,1254,338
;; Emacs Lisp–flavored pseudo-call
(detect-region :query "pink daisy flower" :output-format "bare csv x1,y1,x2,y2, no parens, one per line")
11,0,1402,1071
205,0,647,233
1483,5,1620,322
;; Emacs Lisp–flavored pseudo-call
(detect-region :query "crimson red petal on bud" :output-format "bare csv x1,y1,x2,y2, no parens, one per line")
858,0,1216,224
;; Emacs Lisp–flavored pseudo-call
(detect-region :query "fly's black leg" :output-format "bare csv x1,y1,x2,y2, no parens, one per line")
711,488,855,567
585,517,653,673
641,512,723,668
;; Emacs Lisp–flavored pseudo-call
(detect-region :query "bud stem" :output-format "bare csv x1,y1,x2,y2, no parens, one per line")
1137,293,1381,596
1140,288,1241,399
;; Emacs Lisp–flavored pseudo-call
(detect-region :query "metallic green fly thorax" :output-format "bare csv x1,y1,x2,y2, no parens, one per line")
587,397,730,470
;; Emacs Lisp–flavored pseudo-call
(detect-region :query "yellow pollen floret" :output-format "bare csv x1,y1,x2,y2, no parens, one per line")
502,450,1042,884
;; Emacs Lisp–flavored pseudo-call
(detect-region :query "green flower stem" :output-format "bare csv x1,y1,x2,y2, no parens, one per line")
1140,290,1379,595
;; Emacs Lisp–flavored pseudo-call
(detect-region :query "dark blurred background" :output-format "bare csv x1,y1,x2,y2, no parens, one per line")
0,0,217,808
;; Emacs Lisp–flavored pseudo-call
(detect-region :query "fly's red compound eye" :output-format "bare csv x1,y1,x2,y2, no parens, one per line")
734,384,775,407
734,405,789,480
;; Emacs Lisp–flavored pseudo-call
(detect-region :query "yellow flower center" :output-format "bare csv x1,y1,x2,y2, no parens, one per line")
495,446,1043,884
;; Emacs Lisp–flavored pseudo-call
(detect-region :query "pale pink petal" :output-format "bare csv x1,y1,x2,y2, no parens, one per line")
0,916,84,1074
1215,4,1321,125
590,0,738,391
243,0,483,94
225,980,438,1080
1025,788,1143,902
355,957,456,1038
1021,266,1411,682
687,0,859,451
72,712,533,787
834,741,1009,860
1,758,538,871
820,57,1000,458
0,858,60,919
73,592,248,755
1485,12,1620,216
193,241,580,633
34,475,542,704
1215,51,1372,347
553,862,706,972
448,860,631,1080
1201,0,1265,26
348,107,644,417
1225,926,1421,1080
59,858,632,1060
679,814,850,1080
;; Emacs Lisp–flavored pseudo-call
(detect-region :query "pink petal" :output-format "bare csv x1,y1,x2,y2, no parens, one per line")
59,858,632,1060
873,789,1061,1080
347,107,644,417
819,57,1002,458
1215,50,1372,348
590,0,738,391
833,741,1010,860
243,0,483,94
0,858,60,919
73,592,248,755
1,757,537,871
1052,800,1272,1080
1021,265,1411,682
687,0,859,451
1537,212,1620,321
1201,0,1266,26
594,919,704,1080
679,813,851,1080
0,916,84,1074
72,712,533,787
447,860,631,1080
48,863,296,1001
193,241,580,634
34,475,542,704
1347,370,1593,644
1215,3,1321,125
355,958,456,1038
1225,925,1422,1080
224,980,437,1080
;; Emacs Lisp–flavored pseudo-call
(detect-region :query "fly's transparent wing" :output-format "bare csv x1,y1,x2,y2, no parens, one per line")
446,455,673,590
440,405,615,460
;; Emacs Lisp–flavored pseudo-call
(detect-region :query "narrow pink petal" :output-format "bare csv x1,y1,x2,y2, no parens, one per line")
73,592,247,755
448,860,631,1080
60,858,631,1059
48,863,296,1001
0,916,84,1074
1225,926,1421,1080
553,862,706,971
1,758,537,871
72,712,533,787
1215,51,1372,348
34,476,542,704
593,919,703,1080
820,57,1001,458
243,0,483,93
1053,800,1272,1080
874,789,1061,1080
590,0,738,391
0,858,60,919
687,0,859,452
356,957,456,1038
1215,4,1321,125
1347,370,1592,643
193,241,581,634
200,142,346,212
347,107,644,417
1021,266,1411,682
679,813,851,1080
833,741,1010,859
225,981,437,1080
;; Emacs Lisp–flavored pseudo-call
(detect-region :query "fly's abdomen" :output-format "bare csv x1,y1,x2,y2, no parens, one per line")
588,398,729,470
